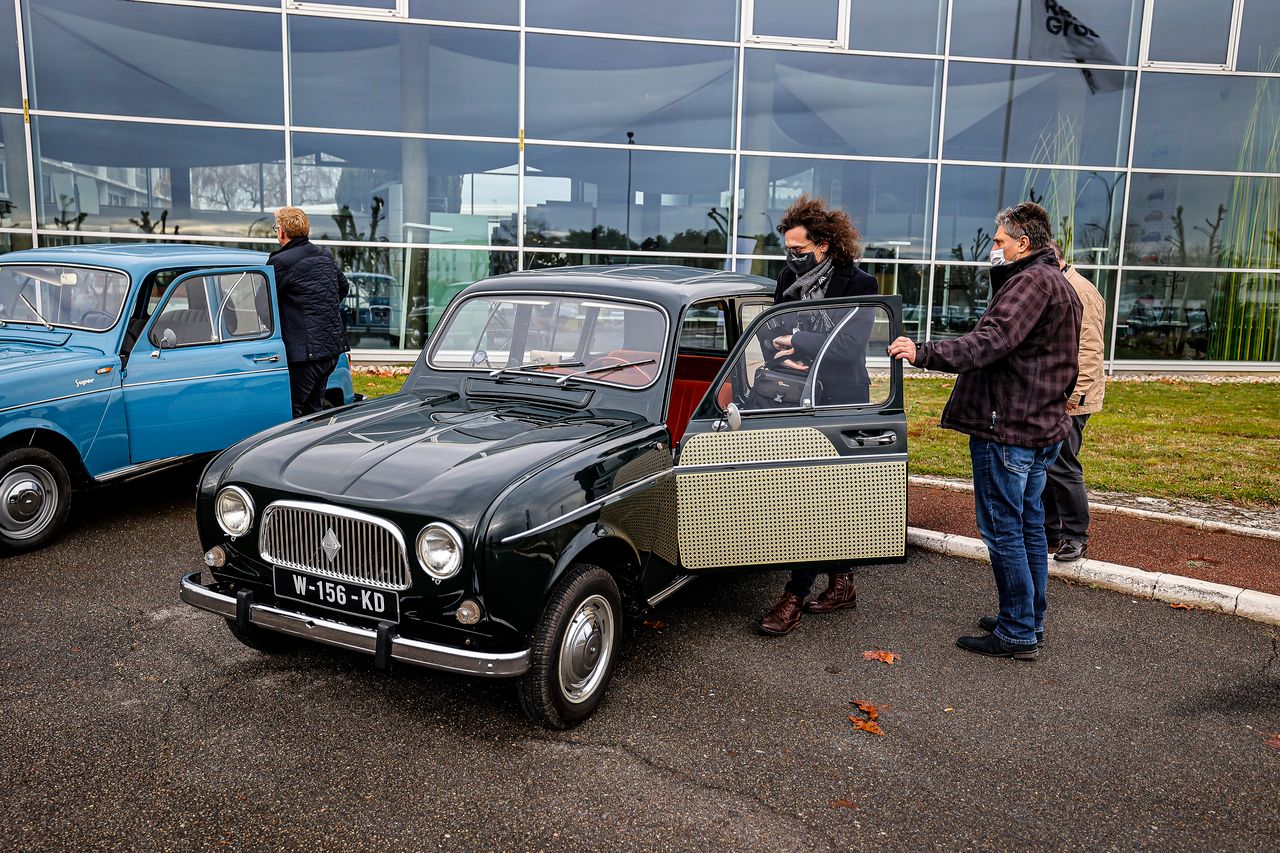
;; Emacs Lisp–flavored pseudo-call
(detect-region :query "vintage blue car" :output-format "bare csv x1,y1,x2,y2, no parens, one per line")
181,265,907,728
0,243,357,553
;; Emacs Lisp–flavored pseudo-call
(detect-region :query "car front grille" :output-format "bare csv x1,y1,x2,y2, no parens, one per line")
259,500,412,591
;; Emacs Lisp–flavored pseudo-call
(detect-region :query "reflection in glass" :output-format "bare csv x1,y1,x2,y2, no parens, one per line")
1147,0,1233,65
0,232,34,255
738,156,933,260
1,1,19,106
1,117,31,228
523,146,733,254
1134,73,1280,174
524,253,726,271
1237,0,1280,72
949,0,1141,65
289,16,517,137
1116,270,1279,361
1125,173,1280,269
292,134,517,247
528,0,736,41
408,0,518,25
752,0,840,42
742,50,939,158
25,0,283,124
944,62,1133,167
525,35,736,148
753,258,927,340
937,165,1124,265
849,0,945,54
35,117,285,238
323,245,515,350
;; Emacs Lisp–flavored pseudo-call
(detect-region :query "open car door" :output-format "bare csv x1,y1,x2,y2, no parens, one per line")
673,295,906,571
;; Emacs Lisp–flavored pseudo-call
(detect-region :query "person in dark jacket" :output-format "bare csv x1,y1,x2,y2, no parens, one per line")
888,202,1081,660
758,195,879,637
267,207,350,417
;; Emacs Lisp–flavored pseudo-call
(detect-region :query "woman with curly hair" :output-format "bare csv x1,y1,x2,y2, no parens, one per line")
758,194,878,636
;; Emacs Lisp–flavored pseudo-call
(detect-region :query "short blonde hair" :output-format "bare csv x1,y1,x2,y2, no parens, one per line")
274,207,310,239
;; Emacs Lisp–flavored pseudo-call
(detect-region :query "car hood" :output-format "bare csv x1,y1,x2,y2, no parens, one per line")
225,394,639,511
0,339,115,405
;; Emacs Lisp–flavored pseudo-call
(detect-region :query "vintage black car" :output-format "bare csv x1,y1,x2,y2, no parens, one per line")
181,266,908,728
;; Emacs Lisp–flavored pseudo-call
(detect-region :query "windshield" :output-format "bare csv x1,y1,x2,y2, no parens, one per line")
429,294,668,388
0,265,130,331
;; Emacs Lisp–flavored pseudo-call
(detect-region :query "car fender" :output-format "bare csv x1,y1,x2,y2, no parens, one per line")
0,417,90,481
543,519,644,600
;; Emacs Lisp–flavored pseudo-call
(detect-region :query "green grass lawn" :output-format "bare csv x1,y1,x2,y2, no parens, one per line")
354,370,1280,508
906,377,1280,507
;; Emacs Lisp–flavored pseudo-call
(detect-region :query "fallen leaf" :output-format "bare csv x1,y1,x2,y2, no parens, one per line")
829,798,858,810
863,650,899,665
1264,733,1280,750
1169,603,1193,610
944,707,954,713
850,699,880,721
848,716,885,736
642,619,668,629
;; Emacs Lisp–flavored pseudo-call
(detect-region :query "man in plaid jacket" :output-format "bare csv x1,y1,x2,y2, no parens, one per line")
888,202,1081,660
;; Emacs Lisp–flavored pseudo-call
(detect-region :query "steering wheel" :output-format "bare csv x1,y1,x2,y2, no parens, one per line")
586,355,651,385
79,310,116,329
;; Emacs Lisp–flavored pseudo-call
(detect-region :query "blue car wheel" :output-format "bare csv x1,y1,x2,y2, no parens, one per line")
0,447,72,554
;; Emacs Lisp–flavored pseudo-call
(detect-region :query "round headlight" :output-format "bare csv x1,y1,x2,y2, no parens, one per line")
416,523,463,579
214,486,254,537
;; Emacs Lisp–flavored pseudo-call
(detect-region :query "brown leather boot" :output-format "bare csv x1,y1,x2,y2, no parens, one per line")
759,592,804,636
803,571,857,614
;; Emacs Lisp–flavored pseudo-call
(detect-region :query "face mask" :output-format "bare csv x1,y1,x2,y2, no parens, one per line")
786,250,818,276
989,247,1007,266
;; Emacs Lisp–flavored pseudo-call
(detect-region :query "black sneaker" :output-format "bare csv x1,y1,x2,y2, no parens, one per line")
978,616,1044,647
956,632,1038,660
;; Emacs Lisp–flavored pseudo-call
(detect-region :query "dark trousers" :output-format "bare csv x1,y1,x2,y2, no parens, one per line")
784,566,824,597
1044,413,1091,543
288,356,339,418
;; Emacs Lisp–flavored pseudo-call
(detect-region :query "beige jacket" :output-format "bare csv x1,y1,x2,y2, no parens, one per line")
1065,266,1106,415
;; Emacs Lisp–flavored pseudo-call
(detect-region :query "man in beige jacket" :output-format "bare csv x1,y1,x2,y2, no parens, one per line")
1045,244,1106,561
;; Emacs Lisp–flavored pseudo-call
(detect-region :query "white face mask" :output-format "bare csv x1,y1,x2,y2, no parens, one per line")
989,247,1007,266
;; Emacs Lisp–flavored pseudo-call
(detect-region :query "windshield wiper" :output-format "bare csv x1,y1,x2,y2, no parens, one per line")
556,358,656,386
18,294,54,330
488,360,584,381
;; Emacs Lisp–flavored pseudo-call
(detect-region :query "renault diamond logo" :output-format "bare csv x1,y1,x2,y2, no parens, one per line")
321,528,342,563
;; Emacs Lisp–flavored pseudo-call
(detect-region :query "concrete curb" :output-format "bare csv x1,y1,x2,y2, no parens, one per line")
906,527,1280,626
908,475,1280,542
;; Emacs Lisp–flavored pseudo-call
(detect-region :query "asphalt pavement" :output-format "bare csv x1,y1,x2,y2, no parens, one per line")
1,467,1277,852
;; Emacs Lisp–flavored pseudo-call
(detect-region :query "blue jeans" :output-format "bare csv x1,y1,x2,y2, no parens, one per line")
970,437,1062,647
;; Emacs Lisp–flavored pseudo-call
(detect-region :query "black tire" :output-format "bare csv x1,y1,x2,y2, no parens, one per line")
0,447,72,555
225,617,297,654
518,564,622,729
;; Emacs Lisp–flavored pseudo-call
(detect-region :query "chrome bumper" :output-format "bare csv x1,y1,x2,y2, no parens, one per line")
180,571,529,678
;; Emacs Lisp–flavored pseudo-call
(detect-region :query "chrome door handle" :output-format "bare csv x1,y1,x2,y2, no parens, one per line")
252,354,280,363
848,430,897,447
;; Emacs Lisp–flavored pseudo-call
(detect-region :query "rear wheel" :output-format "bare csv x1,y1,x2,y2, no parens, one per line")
518,564,621,729
0,447,72,554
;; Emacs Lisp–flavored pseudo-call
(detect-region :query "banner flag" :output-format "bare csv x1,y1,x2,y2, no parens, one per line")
1028,0,1126,94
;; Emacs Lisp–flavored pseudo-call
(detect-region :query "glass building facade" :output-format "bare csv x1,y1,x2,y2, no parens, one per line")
2,0,1278,367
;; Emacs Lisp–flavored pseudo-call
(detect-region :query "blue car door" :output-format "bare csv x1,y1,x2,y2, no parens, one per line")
121,266,290,464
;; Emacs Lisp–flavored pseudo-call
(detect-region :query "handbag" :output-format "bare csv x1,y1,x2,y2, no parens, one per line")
746,359,810,408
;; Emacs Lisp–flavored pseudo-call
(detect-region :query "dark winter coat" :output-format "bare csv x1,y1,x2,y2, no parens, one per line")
773,258,879,405
267,237,350,364
914,248,1081,448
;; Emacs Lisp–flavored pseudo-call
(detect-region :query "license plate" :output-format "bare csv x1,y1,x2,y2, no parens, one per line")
273,566,400,622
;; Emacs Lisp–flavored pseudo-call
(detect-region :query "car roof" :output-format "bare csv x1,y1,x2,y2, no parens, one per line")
468,265,775,309
0,243,268,274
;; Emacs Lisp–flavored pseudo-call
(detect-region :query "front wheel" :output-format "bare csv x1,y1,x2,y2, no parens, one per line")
0,447,72,554
518,564,622,729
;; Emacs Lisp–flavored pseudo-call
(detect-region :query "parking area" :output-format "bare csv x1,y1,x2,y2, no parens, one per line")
1,468,1277,851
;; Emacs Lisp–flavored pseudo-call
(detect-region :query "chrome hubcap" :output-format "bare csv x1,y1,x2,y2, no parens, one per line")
1,465,58,540
558,594,615,705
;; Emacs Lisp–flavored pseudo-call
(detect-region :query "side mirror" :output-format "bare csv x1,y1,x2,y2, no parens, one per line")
726,402,742,431
160,328,178,349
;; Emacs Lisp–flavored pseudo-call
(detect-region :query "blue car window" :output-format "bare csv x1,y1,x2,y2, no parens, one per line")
151,277,215,347
214,272,273,340
0,264,128,331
